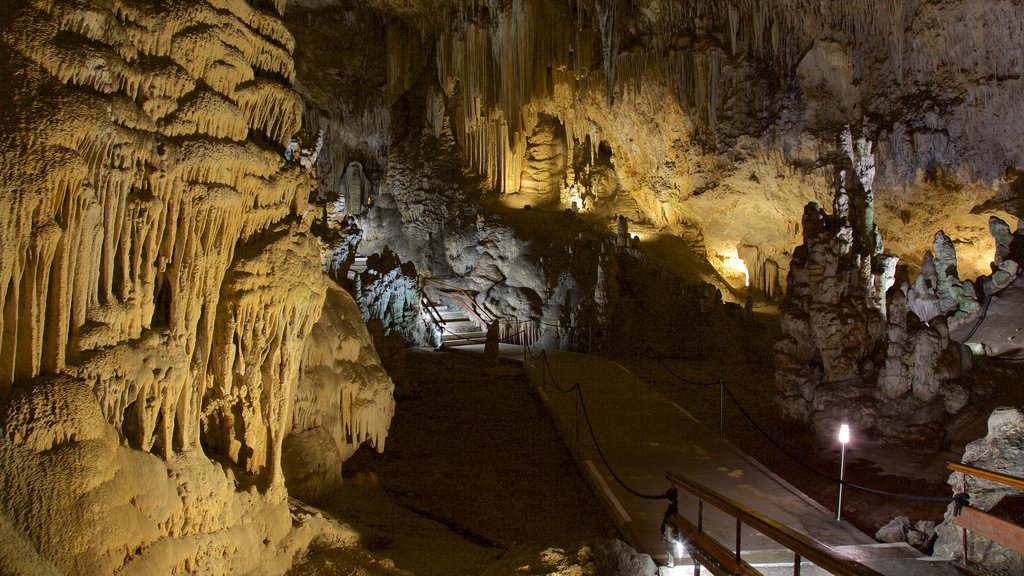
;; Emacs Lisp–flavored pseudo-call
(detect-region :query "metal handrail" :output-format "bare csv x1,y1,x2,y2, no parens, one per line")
666,471,886,576
420,295,445,325
423,278,497,326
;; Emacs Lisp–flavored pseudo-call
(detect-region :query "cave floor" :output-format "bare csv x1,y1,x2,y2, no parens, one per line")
291,348,620,576
523,346,966,575
289,306,1018,575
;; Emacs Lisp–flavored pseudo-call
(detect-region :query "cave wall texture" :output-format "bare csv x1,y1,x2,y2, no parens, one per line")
0,0,393,574
3,0,1024,573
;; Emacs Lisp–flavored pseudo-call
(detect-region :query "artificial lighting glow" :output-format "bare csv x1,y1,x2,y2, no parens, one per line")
838,423,850,444
723,254,750,287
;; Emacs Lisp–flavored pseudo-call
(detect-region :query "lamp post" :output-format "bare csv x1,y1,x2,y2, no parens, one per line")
837,424,850,521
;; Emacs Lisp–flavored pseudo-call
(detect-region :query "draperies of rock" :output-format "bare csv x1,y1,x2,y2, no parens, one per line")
286,285,396,501
0,1,383,573
205,226,327,485
368,0,1024,294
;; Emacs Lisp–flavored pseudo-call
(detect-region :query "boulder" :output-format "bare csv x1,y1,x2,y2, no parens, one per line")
875,516,911,543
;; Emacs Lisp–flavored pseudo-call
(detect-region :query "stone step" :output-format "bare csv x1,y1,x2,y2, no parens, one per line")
442,331,486,344
441,320,481,333
437,310,471,322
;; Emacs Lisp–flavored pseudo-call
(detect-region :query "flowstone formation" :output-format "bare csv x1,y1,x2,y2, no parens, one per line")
0,1,393,573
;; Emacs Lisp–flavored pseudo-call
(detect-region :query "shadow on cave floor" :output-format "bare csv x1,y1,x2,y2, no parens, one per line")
296,349,619,576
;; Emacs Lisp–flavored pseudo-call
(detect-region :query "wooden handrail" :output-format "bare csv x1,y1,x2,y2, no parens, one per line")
948,462,1024,491
667,471,886,576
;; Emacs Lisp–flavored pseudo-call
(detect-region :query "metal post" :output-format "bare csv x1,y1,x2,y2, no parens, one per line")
962,475,969,561
575,389,581,450
696,499,704,576
719,381,724,441
794,553,801,575
735,518,742,564
698,499,703,533
836,441,847,521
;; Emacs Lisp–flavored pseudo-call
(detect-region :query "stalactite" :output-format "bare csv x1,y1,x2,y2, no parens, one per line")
409,0,1022,193
294,286,395,464
206,0,296,54
0,0,319,460
161,88,250,141
231,79,304,147
207,227,326,484
169,27,255,97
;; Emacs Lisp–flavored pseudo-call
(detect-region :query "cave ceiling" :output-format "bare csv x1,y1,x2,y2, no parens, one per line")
305,0,1024,289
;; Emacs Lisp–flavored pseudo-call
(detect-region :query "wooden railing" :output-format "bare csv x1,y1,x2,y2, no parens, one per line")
948,462,1024,556
666,471,886,576
948,462,1024,491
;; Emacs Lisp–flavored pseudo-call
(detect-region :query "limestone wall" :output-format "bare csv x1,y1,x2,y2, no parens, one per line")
0,1,391,573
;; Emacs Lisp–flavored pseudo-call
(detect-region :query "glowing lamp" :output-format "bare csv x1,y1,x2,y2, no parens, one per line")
836,423,850,521
838,424,850,444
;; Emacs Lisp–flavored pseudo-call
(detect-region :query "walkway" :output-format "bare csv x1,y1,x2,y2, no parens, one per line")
448,344,962,575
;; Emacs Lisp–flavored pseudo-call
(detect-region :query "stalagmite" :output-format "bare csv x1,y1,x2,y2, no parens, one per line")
207,225,327,484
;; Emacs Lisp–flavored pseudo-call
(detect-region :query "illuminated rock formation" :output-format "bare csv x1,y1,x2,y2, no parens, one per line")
363,0,1023,295
286,284,395,502
0,1,392,573
774,127,972,443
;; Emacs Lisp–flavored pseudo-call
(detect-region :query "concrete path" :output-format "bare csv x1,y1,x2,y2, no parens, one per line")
446,344,963,575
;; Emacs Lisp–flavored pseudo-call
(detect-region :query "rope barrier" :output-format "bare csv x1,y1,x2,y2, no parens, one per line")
717,385,950,502
537,351,672,501
652,355,722,387
650,353,951,502
577,383,671,501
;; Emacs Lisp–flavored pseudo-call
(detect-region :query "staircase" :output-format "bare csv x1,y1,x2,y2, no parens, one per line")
349,256,368,277
420,279,496,349
427,303,488,348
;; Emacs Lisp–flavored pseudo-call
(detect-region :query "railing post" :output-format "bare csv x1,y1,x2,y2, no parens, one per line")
575,388,581,450
962,474,969,561
794,552,801,575
719,381,724,441
698,499,703,533
736,517,742,564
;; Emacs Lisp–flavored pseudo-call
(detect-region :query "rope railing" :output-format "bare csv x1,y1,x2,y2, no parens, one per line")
651,355,951,503
531,348,673,502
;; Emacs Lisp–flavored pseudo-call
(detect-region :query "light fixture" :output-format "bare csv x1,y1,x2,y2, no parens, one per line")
837,423,850,521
